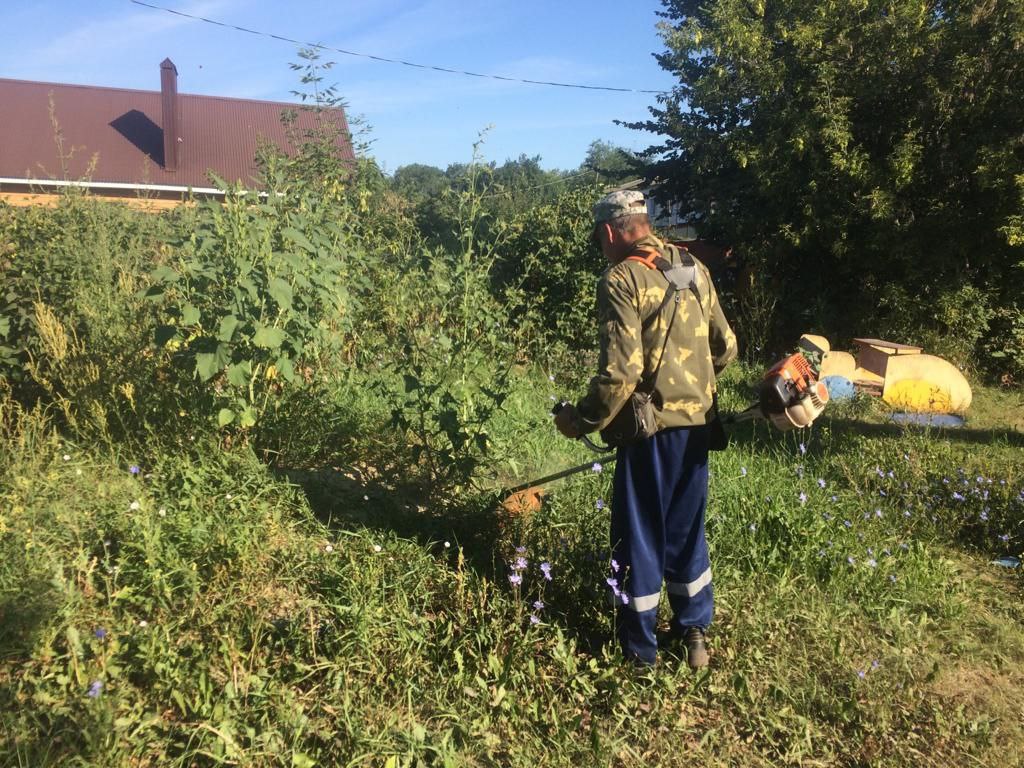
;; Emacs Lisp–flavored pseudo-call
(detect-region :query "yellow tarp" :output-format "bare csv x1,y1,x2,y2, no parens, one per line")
882,354,972,413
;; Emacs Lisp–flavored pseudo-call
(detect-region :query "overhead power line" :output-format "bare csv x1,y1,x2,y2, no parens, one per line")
129,0,669,95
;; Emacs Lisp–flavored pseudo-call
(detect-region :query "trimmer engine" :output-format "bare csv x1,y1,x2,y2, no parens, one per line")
757,353,830,431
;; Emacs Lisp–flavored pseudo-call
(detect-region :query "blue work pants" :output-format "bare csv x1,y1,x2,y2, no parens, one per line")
610,425,713,665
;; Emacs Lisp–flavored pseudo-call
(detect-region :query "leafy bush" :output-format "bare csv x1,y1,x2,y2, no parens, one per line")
145,183,355,431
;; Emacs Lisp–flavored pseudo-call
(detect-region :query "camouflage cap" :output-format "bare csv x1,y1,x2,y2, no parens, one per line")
592,189,648,224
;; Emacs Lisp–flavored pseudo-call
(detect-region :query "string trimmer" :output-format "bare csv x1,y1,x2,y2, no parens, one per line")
501,352,830,514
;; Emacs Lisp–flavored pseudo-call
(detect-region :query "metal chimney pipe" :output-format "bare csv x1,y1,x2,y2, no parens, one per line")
160,58,179,171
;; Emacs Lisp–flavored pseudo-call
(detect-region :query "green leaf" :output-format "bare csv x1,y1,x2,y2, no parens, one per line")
268,277,294,311
239,278,260,300
217,408,235,427
282,227,316,253
239,407,257,429
181,303,201,326
403,374,421,392
155,325,177,346
253,325,286,349
150,265,179,283
195,344,230,381
275,356,296,383
226,362,251,388
65,626,83,657
218,315,241,342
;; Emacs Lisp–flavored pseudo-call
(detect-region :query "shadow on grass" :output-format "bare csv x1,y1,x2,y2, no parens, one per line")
720,410,1024,451
278,465,508,579
819,417,1024,447
279,465,621,657
0,578,60,662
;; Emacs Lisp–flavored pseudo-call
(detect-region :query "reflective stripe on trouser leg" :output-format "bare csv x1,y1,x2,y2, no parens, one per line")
611,426,710,664
664,425,713,631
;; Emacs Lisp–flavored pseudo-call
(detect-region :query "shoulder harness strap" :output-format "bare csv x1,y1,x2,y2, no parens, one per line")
626,244,705,330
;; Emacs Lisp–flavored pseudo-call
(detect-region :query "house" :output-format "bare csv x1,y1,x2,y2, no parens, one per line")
0,59,353,208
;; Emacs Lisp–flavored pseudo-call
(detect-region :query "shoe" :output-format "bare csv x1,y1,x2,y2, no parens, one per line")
681,627,709,669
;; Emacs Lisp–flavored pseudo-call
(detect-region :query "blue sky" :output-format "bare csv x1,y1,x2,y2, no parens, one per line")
0,1,678,173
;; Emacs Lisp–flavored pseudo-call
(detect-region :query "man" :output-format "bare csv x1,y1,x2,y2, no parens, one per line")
554,190,737,668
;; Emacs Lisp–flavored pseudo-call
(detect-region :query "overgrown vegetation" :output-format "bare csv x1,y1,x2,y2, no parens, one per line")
1,34,1023,767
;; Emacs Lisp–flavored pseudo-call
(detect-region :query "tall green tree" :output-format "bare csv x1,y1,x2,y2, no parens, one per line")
581,140,642,185
634,0,1024,369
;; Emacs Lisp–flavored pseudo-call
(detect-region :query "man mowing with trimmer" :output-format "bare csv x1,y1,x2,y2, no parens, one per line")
554,190,738,669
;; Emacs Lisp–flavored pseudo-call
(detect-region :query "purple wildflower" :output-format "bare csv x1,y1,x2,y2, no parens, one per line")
871,659,880,670
592,462,603,474
817,478,826,489
889,574,897,583
610,559,620,573
620,593,630,605
749,523,757,532
94,627,107,640
867,558,877,568
798,492,808,505
879,489,887,497
533,600,545,610
515,546,527,554
843,520,852,528
87,680,103,698
875,509,883,519
799,442,807,455
740,467,747,478
606,577,618,588
509,574,522,586
129,465,140,475
529,614,541,625
999,533,1010,543
539,562,552,581
596,498,605,510
514,556,528,571
848,556,856,565
980,511,989,522
857,670,866,679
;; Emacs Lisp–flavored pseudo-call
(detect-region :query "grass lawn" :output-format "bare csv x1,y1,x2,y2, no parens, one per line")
1,369,1022,767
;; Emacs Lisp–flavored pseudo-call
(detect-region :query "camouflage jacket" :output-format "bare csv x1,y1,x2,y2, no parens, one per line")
576,234,738,433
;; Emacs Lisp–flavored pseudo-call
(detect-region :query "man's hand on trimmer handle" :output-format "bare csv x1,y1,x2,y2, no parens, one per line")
552,401,582,439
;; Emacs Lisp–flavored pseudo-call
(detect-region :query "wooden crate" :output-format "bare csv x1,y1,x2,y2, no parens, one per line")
853,338,922,380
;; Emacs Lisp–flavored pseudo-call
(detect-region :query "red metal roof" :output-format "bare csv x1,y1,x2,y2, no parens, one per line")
0,75,353,190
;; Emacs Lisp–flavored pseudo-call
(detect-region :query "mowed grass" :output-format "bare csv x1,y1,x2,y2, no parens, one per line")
1,370,1022,767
